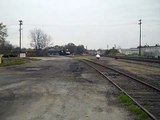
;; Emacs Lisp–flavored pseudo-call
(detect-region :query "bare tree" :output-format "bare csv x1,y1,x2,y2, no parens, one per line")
0,23,8,54
0,23,7,42
30,29,51,53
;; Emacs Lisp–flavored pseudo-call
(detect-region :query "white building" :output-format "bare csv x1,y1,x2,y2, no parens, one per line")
142,46,160,58
119,48,139,55
119,45,160,58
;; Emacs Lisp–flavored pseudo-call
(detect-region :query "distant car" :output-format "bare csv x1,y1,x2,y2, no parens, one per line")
65,51,70,55
59,50,70,55
96,54,100,59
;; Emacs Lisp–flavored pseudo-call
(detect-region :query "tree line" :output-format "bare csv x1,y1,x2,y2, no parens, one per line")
1,22,121,57
0,23,86,56
0,23,13,55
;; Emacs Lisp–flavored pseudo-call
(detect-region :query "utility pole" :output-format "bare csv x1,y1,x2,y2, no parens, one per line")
107,44,109,50
138,19,142,56
19,20,23,53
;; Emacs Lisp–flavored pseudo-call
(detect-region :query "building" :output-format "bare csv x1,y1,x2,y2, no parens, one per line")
87,50,97,55
142,45,160,58
97,49,106,55
87,49,106,55
119,48,139,55
119,45,160,58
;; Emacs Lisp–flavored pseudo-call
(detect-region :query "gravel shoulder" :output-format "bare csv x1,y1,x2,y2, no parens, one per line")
0,56,134,120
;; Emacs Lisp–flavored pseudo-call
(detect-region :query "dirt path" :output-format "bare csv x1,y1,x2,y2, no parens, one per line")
0,56,133,120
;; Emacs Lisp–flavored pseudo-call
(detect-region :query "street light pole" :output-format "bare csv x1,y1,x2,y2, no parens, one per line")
19,20,23,53
138,19,142,56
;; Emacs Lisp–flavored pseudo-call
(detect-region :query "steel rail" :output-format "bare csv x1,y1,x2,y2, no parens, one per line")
81,59,158,120
108,56,160,63
84,59,160,92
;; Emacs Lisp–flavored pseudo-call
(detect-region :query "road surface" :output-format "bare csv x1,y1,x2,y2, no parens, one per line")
0,56,134,120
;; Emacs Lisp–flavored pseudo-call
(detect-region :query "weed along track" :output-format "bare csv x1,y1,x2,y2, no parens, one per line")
82,59,160,120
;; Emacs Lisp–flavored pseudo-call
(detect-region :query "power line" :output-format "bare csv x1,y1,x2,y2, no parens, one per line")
24,23,137,27
7,24,18,27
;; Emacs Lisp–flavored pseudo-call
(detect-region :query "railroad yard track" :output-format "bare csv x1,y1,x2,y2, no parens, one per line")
96,57,160,89
109,56,160,63
82,59,160,120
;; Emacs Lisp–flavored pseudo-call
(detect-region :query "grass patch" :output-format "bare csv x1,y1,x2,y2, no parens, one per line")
0,57,35,67
118,93,149,120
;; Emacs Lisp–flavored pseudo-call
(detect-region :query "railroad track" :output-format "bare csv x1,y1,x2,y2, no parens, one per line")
82,59,160,120
108,56,160,63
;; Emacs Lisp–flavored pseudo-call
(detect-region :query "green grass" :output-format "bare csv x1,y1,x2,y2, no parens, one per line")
118,93,149,120
0,57,33,67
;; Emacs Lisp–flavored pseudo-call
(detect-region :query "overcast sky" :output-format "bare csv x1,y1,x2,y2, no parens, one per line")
1,0,160,49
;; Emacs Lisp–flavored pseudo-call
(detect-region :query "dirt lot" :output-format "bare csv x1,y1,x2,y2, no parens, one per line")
0,56,134,120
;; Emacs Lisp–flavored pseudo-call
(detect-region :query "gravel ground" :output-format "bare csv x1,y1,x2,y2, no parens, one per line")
96,57,160,88
0,56,134,120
